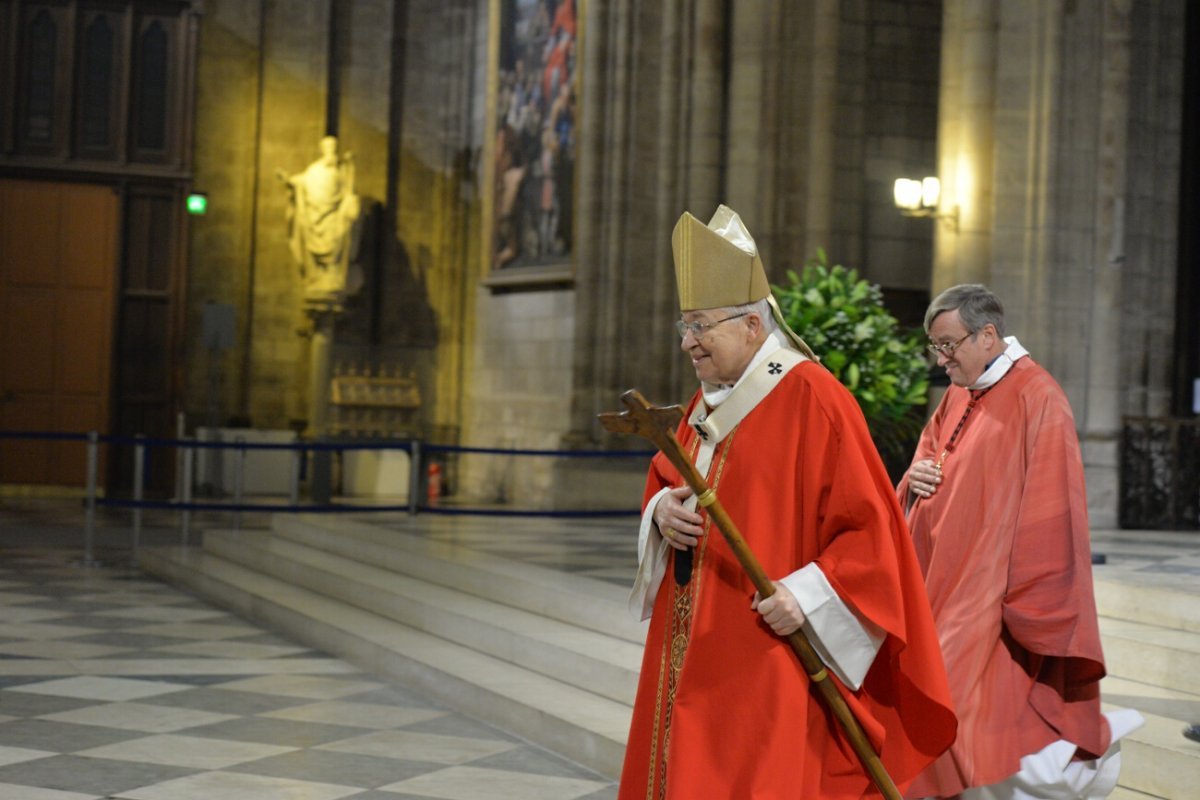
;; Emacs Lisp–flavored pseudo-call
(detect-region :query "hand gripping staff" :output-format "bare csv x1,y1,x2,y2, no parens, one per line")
598,389,902,800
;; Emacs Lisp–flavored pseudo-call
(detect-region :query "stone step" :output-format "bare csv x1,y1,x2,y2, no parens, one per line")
1100,616,1200,697
1095,575,1200,634
137,545,630,779
268,514,647,644
1109,787,1167,800
1102,675,1200,799
1100,678,1200,799
203,528,641,705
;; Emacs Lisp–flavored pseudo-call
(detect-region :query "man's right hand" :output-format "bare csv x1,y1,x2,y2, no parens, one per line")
653,486,705,551
908,457,942,499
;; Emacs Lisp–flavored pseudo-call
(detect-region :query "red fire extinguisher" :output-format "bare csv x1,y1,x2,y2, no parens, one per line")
427,462,442,506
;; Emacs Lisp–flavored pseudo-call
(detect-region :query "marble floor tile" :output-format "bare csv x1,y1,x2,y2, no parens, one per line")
0,719,149,751
317,730,517,765
8,676,190,701
37,614,166,630
66,632,193,650
0,640,127,660
75,732,298,769
0,607,71,624
259,701,447,729
151,640,309,659
0,753,196,795
400,713,520,743
70,591,188,607
0,622,97,640
0,662,81,678
378,765,607,800
227,747,445,788
0,744,55,766
114,769,361,800
182,716,374,748
0,782,99,800
128,621,262,640
0,513,623,799
0,591,44,604
0,689,98,718
79,655,358,674
215,674,383,699
94,607,229,624
38,701,237,733
137,687,312,716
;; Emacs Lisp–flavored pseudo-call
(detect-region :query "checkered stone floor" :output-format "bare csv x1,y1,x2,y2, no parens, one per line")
0,548,616,800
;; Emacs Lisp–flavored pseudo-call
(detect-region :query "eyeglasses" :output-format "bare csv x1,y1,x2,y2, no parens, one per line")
926,331,974,357
675,312,750,339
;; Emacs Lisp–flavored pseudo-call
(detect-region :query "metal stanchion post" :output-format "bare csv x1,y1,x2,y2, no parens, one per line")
82,431,100,567
173,412,185,500
181,446,194,546
408,439,421,516
233,436,246,532
289,446,302,506
132,436,145,559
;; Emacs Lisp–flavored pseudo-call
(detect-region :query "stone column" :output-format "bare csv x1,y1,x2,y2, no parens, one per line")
304,299,342,503
932,0,997,290
1078,1,1133,527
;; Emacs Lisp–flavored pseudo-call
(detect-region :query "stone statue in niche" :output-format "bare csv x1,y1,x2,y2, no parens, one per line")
277,136,364,302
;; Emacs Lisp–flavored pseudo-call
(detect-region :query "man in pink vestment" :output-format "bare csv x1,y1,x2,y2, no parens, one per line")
898,284,1143,799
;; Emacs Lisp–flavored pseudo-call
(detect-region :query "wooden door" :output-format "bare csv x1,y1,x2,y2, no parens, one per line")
0,179,119,486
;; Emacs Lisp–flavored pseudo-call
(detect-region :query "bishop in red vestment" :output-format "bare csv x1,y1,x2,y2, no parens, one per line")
618,206,956,799
899,284,1142,799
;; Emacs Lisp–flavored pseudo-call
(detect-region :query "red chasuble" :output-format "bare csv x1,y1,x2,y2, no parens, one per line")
619,362,955,799
898,357,1110,797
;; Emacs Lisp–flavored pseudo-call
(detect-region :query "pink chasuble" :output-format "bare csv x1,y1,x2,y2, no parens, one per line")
899,357,1110,797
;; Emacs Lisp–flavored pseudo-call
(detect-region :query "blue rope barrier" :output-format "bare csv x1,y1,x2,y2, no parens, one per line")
3,429,652,519
97,497,640,517
414,505,642,518
0,430,652,458
423,443,655,458
0,430,90,442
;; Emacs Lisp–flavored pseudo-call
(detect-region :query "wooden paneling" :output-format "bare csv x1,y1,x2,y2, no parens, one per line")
1,287,55,391
1,179,59,283
0,178,117,486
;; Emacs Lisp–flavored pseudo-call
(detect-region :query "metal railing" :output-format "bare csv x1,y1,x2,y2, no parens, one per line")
1120,417,1200,530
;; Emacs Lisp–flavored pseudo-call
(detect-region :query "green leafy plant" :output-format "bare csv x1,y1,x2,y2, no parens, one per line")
774,249,929,472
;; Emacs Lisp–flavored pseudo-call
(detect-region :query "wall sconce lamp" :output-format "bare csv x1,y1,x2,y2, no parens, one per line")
893,177,958,230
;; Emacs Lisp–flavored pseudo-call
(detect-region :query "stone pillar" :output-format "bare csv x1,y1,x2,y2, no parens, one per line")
932,0,997,291
304,300,341,503
1077,1,1132,527
568,0,728,442
804,0,840,250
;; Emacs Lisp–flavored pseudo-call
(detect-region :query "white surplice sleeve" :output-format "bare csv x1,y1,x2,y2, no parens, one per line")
779,562,885,690
628,486,673,621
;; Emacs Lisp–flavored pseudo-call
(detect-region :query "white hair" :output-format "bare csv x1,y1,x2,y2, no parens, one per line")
722,297,777,334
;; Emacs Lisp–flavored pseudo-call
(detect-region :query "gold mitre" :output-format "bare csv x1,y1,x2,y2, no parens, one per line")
671,205,816,359
672,205,769,311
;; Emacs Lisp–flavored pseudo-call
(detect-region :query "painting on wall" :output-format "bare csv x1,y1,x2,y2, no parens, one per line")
484,0,579,286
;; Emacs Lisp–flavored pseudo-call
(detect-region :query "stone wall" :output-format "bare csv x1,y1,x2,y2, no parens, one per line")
933,0,1184,526
180,0,1186,517
457,286,576,506
188,0,481,443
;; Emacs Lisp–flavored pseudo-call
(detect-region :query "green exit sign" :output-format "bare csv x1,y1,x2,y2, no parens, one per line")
186,193,208,215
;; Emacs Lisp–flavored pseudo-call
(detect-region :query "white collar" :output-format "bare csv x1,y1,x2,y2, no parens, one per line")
970,336,1029,390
